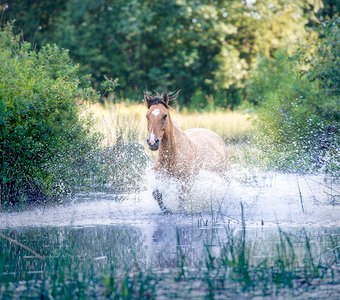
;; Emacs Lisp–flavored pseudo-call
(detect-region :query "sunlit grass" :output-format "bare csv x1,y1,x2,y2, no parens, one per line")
173,108,255,143
82,102,146,147
83,102,256,147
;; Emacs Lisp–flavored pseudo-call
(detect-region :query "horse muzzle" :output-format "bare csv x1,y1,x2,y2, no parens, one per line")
147,138,160,151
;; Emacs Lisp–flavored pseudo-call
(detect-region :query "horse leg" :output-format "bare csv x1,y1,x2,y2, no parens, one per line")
152,189,172,214
178,181,192,212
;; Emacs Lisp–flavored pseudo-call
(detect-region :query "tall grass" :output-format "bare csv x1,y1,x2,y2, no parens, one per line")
84,102,255,147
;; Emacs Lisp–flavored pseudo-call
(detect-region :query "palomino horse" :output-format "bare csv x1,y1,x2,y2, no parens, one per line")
144,90,228,213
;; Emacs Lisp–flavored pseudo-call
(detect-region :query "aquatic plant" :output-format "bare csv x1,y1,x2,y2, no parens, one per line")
0,218,338,299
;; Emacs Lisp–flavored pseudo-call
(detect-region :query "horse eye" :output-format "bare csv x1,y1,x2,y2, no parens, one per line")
162,114,167,120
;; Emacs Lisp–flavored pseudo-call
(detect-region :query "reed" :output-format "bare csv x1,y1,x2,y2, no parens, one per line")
1,224,338,299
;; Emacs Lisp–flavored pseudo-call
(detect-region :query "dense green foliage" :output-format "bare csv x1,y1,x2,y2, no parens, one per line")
309,17,340,98
1,0,326,106
0,25,101,206
0,1,338,175
247,18,339,172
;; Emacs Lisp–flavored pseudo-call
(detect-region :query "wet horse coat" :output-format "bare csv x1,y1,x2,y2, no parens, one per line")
145,91,228,213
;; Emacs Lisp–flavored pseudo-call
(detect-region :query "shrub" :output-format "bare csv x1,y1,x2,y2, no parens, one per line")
0,25,102,207
247,48,339,173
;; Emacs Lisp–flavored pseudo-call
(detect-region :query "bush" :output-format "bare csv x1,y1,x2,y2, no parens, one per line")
0,25,102,207
308,17,340,98
247,48,339,173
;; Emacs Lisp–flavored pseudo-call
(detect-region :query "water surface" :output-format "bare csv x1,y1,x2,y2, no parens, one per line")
0,172,339,298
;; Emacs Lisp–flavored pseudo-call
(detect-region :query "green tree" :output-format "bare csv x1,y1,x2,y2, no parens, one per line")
1,0,324,108
0,0,67,45
316,0,339,21
308,17,340,98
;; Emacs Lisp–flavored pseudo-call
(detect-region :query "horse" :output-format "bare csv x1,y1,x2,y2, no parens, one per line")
144,90,228,213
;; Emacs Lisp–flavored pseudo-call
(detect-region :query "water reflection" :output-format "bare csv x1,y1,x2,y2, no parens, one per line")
0,172,339,296
1,221,339,282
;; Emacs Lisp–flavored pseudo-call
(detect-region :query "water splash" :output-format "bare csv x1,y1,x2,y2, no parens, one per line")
0,166,338,228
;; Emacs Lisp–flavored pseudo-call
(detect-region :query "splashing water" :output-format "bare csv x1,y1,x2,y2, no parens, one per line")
1,166,339,299
0,166,338,228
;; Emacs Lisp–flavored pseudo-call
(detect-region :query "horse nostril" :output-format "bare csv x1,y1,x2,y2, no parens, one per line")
147,135,159,148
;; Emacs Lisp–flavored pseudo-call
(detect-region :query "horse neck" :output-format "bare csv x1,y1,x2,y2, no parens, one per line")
158,115,184,167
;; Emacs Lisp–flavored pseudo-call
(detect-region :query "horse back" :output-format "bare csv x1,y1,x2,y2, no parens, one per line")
184,128,228,173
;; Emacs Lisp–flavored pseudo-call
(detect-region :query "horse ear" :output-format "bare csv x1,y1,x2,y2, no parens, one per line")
144,91,152,106
162,92,169,104
168,89,180,102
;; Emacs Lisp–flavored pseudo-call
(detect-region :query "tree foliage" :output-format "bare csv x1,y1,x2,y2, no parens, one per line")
1,0,324,107
308,17,340,97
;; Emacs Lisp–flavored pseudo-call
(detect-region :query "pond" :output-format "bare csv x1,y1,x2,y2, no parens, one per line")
0,171,339,299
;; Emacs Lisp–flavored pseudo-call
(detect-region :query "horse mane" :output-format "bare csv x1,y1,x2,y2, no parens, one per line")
146,95,169,109
145,90,180,109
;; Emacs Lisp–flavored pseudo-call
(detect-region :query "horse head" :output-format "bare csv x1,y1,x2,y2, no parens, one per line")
144,90,180,151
